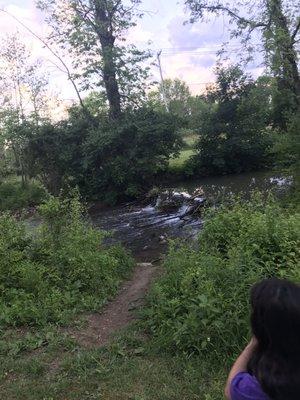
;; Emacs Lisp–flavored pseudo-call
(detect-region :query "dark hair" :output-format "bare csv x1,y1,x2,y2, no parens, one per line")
247,278,300,400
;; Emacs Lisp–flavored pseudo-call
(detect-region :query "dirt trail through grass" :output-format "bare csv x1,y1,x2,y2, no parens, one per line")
67,262,158,348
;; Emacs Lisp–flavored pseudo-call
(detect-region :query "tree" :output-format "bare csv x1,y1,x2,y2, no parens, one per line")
37,0,151,119
0,110,32,185
148,78,192,120
82,91,109,117
26,108,182,201
188,94,216,131
190,65,273,175
26,60,50,125
25,119,87,194
185,0,300,127
0,34,50,184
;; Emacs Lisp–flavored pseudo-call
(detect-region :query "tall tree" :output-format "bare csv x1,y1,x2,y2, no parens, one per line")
192,66,273,175
185,0,300,127
37,0,151,119
0,34,49,184
25,60,50,125
148,78,192,118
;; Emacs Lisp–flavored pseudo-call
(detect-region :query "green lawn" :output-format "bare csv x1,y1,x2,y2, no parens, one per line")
169,149,196,173
0,324,226,400
168,132,198,174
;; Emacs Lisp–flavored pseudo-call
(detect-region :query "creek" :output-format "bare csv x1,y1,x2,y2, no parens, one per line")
90,171,290,262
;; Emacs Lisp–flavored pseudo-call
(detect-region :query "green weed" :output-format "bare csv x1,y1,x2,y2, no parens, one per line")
144,194,300,358
0,180,47,211
0,193,134,327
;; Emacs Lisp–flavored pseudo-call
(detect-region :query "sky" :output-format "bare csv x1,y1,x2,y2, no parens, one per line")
0,0,264,102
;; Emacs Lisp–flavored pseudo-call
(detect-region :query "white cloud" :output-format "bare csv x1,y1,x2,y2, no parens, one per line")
160,53,215,94
127,24,154,45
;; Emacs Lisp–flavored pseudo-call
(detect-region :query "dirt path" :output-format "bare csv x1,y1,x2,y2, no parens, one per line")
67,262,158,348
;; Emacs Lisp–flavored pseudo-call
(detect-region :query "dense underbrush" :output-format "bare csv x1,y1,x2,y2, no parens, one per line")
144,194,300,359
0,194,134,327
0,180,47,211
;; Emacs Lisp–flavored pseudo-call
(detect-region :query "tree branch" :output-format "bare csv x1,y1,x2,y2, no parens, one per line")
291,19,300,43
0,8,87,111
75,0,98,30
191,4,267,29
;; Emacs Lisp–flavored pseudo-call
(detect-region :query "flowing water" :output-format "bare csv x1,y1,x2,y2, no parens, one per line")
90,171,291,261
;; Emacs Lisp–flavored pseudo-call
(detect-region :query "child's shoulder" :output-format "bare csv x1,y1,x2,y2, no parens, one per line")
230,372,270,400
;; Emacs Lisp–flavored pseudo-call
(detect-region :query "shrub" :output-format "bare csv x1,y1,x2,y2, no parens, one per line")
82,107,182,201
26,108,182,202
0,180,47,211
0,194,134,327
189,67,274,176
144,195,300,359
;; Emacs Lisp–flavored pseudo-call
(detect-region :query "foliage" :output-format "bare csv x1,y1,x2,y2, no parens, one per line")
26,108,182,201
272,112,300,181
144,195,300,358
25,117,89,195
37,0,151,118
0,180,47,211
188,95,216,131
82,108,182,200
188,66,274,175
185,0,300,128
148,78,192,123
0,193,134,327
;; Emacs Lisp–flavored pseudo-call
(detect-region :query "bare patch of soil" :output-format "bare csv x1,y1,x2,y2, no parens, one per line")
67,263,158,348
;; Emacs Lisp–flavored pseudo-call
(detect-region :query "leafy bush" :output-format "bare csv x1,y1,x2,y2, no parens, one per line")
189,67,274,176
0,194,134,327
26,107,182,202
0,180,47,211
144,195,300,359
82,107,183,201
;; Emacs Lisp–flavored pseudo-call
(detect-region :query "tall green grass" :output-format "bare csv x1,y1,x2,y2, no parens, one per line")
144,194,300,359
0,194,134,327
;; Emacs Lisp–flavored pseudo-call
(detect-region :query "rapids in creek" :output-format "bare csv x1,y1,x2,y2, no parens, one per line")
90,171,291,262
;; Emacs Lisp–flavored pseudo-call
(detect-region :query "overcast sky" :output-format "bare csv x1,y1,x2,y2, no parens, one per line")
0,0,264,101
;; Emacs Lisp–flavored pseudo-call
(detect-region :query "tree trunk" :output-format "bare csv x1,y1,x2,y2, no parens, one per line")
94,1,122,120
268,0,300,120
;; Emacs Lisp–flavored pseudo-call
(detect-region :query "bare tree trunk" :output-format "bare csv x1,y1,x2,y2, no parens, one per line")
94,1,122,120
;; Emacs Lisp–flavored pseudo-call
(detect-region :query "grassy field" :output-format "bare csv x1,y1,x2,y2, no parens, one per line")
0,325,226,400
169,149,196,172
168,133,197,173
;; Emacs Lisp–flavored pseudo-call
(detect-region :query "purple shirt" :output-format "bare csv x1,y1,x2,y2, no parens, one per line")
230,372,270,400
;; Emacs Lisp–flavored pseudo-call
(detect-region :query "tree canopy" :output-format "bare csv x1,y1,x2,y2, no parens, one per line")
185,0,300,127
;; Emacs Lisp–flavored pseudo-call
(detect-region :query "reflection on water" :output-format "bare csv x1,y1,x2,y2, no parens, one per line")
164,171,291,198
91,171,291,261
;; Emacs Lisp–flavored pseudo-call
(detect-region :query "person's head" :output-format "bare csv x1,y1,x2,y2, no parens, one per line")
248,278,300,400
